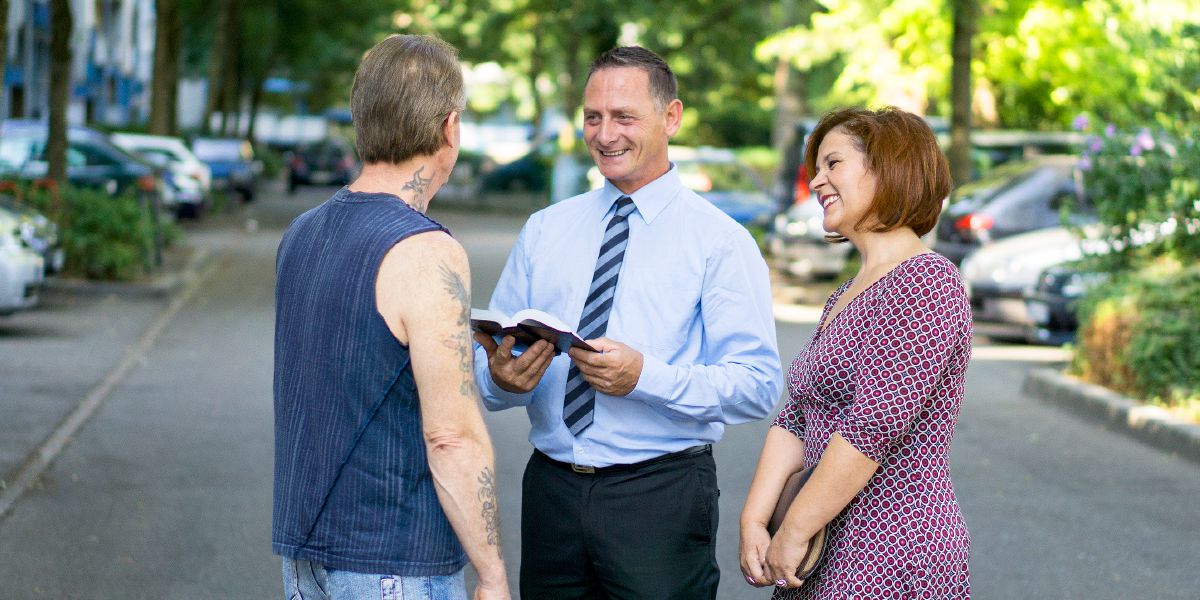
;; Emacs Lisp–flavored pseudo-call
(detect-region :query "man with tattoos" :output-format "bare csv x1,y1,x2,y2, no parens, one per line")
474,46,782,599
273,35,509,600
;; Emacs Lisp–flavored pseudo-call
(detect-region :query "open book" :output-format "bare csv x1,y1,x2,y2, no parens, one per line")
470,308,597,355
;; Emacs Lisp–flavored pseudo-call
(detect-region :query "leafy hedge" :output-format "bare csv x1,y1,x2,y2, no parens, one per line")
1072,260,1200,412
10,181,177,280
1068,117,1199,415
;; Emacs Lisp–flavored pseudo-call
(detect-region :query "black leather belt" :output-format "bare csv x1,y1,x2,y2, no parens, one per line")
535,444,711,475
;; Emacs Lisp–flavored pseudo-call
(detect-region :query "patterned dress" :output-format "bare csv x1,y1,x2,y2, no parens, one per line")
773,252,972,600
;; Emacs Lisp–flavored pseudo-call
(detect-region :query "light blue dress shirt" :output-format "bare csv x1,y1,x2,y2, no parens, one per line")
474,165,783,467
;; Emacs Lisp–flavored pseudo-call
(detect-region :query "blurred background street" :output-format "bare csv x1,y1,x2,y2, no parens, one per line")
1,183,1197,598
1,0,1198,597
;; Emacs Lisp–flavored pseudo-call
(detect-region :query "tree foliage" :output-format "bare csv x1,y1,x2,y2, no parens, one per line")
759,0,1200,130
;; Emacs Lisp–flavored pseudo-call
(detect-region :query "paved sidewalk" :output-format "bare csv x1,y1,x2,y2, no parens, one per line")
0,235,219,519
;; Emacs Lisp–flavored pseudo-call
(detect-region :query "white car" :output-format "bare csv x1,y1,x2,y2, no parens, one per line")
111,133,212,216
959,225,1107,329
0,208,45,315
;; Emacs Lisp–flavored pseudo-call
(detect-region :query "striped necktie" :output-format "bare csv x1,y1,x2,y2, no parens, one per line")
563,196,636,435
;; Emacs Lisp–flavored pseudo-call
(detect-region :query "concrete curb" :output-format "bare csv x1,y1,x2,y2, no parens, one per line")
40,245,214,299
1023,368,1200,464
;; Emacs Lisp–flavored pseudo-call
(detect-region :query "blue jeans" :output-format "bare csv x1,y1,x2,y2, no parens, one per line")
282,558,467,600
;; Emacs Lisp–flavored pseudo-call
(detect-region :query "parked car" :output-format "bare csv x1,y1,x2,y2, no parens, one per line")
191,137,259,202
479,135,555,193
287,138,358,193
959,225,1108,336
586,146,775,228
111,132,212,217
933,156,1094,265
674,147,776,228
1022,261,1109,345
0,120,163,199
0,196,63,273
0,207,44,316
764,198,853,280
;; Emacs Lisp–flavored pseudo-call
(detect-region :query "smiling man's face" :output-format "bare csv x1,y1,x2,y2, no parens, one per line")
582,67,681,195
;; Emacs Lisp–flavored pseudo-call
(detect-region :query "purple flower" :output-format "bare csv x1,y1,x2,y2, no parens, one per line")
1077,156,1093,171
1130,144,1143,157
1088,137,1103,153
1135,128,1155,151
1105,123,1116,138
1072,114,1090,131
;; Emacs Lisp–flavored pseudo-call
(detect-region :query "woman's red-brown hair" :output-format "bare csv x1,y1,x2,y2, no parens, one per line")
804,107,951,240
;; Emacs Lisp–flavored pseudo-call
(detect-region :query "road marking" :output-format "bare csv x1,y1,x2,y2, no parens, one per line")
0,249,224,521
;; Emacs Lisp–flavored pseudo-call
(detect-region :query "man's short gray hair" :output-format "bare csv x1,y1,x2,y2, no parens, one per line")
586,46,677,112
350,35,466,165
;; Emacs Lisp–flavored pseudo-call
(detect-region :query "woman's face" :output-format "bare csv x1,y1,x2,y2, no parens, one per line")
810,127,878,238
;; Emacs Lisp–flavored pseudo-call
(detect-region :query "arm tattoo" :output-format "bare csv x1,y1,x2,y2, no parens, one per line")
403,166,433,212
478,468,501,546
438,261,479,396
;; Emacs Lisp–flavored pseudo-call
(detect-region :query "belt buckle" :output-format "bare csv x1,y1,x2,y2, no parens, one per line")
570,463,595,474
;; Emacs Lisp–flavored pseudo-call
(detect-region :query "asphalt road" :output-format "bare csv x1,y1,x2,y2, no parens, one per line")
0,183,1196,598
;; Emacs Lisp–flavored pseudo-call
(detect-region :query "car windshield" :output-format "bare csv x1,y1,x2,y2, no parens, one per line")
193,139,247,161
0,136,38,171
676,160,761,193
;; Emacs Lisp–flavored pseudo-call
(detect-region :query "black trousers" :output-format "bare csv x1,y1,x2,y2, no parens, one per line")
519,448,720,600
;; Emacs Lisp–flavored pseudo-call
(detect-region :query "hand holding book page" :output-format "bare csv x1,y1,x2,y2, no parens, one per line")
471,308,598,356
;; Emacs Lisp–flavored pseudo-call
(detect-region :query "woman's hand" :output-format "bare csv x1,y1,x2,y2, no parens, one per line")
764,525,811,589
739,521,773,587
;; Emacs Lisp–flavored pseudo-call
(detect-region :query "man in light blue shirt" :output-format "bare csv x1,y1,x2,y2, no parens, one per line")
473,46,782,599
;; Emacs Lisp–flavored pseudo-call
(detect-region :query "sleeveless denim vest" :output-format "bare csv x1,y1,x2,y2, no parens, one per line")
272,188,467,575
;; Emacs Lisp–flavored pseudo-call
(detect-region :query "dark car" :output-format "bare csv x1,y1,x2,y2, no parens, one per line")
192,137,259,202
933,156,1094,265
479,136,555,193
0,120,160,198
1023,262,1108,345
287,138,358,193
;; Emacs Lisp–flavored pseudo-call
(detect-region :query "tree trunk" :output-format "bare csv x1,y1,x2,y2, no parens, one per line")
203,0,235,134
0,0,9,118
47,0,73,186
150,0,180,135
527,14,546,141
949,0,977,186
222,1,241,136
770,0,813,152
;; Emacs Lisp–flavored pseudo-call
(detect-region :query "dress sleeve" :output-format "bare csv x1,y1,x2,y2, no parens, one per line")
772,390,806,437
835,260,965,464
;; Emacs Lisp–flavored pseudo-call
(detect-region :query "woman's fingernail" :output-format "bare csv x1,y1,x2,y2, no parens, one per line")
746,575,755,584
775,579,787,586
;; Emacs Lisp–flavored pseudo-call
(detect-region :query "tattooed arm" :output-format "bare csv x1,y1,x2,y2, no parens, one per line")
376,232,510,599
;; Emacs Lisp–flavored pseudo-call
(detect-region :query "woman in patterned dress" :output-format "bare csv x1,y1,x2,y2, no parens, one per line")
739,107,972,599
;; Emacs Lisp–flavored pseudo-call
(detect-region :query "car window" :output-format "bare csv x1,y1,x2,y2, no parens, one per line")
138,148,178,163
192,139,245,161
66,147,87,167
75,143,122,168
0,137,37,171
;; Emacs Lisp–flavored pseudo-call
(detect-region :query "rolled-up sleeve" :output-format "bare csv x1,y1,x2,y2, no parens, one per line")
626,229,783,424
836,270,958,464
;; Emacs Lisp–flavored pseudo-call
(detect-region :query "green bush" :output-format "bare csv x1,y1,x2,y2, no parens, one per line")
254,143,286,179
18,183,164,280
1072,260,1200,413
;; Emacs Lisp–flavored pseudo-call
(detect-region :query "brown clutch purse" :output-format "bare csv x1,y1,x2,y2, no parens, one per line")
766,466,830,579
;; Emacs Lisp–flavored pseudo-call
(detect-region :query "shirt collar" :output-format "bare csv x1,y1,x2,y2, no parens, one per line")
599,164,682,225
